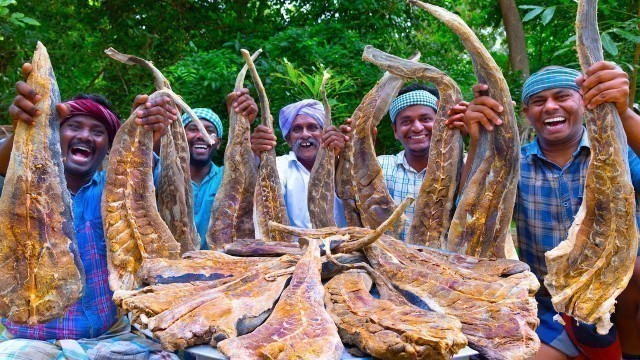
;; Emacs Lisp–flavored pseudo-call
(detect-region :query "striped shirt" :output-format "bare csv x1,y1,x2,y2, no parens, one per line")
2,171,118,340
378,151,426,241
515,129,640,291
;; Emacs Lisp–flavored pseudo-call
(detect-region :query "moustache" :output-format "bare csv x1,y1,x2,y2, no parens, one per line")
291,138,319,152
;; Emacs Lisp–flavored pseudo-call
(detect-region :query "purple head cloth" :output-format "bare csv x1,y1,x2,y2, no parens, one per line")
278,99,325,138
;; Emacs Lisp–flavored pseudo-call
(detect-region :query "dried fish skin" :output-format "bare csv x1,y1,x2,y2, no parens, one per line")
544,0,639,335
0,42,84,325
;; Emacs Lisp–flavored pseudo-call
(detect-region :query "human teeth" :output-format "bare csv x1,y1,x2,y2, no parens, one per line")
73,146,90,152
409,135,425,139
544,117,565,124
194,144,208,149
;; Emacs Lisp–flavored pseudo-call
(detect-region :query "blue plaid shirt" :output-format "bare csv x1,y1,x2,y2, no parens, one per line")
378,151,426,241
516,128,640,292
2,171,118,340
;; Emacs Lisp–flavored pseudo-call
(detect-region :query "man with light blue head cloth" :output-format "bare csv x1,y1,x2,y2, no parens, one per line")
183,89,258,248
250,99,348,228
454,62,640,360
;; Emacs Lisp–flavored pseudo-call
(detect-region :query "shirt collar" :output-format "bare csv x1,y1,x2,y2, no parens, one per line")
397,150,424,174
524,126,590,160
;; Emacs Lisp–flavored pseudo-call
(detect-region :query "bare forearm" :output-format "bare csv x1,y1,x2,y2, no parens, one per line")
621,107,640,156
0,134,15,176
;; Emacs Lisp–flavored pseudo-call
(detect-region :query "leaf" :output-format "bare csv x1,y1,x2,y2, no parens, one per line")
522,8,544,22
541,7,555,25
0,0,17,6
564,35,576,45
613,29,640,43
0,7,8,16
8,17,23,26
518,5,542,9
601,33,618,56
552,47,571,58
20,17,39,26
10,11,23,19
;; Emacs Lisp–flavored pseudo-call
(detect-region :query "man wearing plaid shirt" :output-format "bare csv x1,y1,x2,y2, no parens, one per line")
456,62,640,359
379,84,441,241
0,63,179,359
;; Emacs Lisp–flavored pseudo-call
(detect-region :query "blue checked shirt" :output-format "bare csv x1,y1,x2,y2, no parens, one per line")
191,163,224,249
516,128,640,293
378,151,426,241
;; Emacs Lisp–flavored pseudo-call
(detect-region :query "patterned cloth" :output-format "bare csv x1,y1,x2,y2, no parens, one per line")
2,170,117,340
389,90,438,123
377,151,426,241
515,128,640,356
521,66,582,105
181,108,224,138
278,100,324,138
0,317,177,360
62,99,121,144
276,151,346,228
191,162,224,249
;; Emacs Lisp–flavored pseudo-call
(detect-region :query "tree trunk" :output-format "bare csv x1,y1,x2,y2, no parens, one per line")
498,0,530,79
629,1,640,105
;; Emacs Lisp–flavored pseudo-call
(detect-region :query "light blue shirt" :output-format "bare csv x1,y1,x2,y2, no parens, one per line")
191,163,224,249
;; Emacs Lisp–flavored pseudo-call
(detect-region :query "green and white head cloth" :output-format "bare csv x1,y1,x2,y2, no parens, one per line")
181,108,224,138
389,90,438,123
521,66,581,105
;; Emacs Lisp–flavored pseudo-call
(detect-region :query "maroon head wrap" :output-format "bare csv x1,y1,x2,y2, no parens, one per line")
60,99,121,144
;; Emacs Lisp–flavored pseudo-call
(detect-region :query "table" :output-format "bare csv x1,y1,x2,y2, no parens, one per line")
185,344,479,359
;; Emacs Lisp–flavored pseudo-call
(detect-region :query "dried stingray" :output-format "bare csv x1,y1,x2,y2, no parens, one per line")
336,52,420,236
544,0,639,334
308,72,337,228
103,51,213,291
241,49,293,242
325,270,467,360
0,42,84,325
105,48,199,255
361,46,464,247
365,235,540,359
409,1,519,259
217,237,344,359
206,50,262,250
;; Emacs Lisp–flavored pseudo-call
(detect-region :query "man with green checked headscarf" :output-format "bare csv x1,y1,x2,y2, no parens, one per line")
378,83,441,241
181,89,258,248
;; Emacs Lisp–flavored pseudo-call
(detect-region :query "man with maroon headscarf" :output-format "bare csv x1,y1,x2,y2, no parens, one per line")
0,63,179,359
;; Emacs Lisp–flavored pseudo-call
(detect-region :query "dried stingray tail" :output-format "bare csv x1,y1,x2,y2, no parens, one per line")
409,0,519,259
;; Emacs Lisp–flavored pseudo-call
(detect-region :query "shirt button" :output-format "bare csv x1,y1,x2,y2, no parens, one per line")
562,202,568,207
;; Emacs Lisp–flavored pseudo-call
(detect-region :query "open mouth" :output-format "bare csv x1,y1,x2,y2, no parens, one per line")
299,140,315,148
544,116,567,129
191,142,211,154
69,144,94,162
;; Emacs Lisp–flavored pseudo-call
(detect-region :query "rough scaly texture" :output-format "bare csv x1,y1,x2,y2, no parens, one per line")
361,46,464,247
0,42,84,325
365,236,540,359
241,49,293,242
217,238,344,359
409,1,520,259
206,50,261,249
544,0,639,334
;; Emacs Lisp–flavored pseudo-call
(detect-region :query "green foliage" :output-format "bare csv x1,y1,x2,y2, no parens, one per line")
1,0,639,159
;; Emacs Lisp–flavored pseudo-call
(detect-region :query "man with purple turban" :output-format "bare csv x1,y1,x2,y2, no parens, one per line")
1,62,179,359
250,99,347,228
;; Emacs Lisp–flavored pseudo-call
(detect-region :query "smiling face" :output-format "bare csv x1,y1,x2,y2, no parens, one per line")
392,104,436,157
60,115,109,178
523,88,584,146
286,114,322,167
185,120,220,168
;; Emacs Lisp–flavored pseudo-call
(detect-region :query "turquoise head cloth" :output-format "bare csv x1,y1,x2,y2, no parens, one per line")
181,108,224,138
521,66,581,105
389,90,438,123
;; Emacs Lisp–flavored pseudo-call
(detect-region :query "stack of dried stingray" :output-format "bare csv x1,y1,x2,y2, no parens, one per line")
206,50,262,250
0,42,84,325
102,49,214,291
104,48,200,255
544,0,639,335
